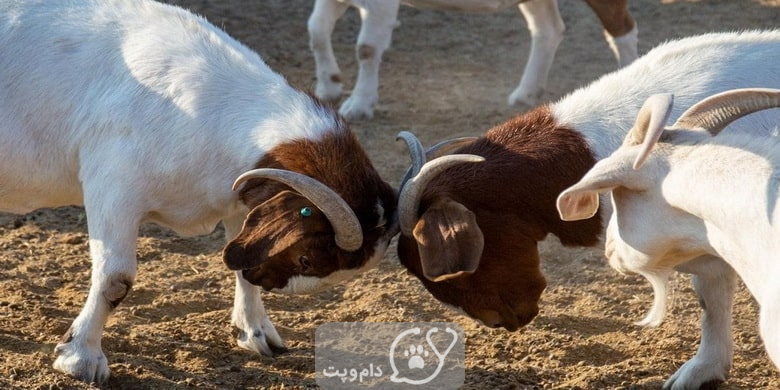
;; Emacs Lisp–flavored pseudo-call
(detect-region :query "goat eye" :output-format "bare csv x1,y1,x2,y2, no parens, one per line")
300,207,312,217
299,255,312,270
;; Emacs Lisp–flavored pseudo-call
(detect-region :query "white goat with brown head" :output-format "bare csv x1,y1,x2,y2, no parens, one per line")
0,0,396,384
558,89,780,388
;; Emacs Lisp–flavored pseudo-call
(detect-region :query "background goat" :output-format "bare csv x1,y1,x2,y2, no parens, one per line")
0,0,396,383
308,0,637,120
558,89,780,387
396,30,780,388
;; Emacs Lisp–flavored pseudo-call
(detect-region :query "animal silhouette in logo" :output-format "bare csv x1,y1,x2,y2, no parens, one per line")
389,326,458,385
404,344,429,369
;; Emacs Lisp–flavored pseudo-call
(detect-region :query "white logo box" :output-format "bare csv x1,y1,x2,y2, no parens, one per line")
315,322,466,389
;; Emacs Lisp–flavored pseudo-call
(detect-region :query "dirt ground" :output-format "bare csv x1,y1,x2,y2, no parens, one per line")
1,0,779,389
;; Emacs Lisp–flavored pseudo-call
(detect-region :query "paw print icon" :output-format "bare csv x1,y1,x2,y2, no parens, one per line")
389,327,458,385
405,344,429,369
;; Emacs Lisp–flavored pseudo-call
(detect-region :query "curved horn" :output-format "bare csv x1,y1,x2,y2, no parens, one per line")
629,93,674,170
426,136,479,160
672,88,780,135
232,169,363,251
397,131,427,189
397,131,479,190
398,154,485,236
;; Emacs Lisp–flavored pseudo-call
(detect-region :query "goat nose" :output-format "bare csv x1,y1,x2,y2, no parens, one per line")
498,311,521,332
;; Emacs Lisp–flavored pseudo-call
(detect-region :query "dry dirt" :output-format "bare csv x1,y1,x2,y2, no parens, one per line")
1,1,779,389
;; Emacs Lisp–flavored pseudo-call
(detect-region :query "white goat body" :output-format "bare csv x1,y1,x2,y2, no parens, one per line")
0,0,395,384
308,0,638,119
558,89,780,386
553,30,780,162
551,34,780,387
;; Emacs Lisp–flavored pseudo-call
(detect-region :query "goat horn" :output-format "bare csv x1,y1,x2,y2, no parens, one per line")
397,131,427,190
398,154,485,236
625,94,674,146
232,168,363,251
426,136,480,160
397,131,479,190
672,88,780,135
630,93,674,169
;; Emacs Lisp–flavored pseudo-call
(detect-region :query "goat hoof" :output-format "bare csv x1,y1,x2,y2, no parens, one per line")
234,327,286,357
663,356,728,390
339,95,376,121
53,341,110,384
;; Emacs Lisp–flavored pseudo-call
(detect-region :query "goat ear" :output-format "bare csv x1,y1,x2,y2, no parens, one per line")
557,189,600,222
223,238,270,270
413,199,484,282
223,229,290,270
557,167,624,221
222,195,307,270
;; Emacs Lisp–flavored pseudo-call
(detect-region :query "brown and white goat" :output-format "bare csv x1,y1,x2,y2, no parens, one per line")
397,30,780,389
0,0,396,384
308,0,637,120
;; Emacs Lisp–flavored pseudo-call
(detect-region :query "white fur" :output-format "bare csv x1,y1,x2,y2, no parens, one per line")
559,91,780,388
274,238,388,294
551,30,780,389
553,30,780,162
307,0,638,120
0,0,357,383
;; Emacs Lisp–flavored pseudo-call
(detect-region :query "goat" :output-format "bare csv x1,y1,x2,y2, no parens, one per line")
0,0,396,384
396,30,780,388
557,88,780,387
308,0,637,120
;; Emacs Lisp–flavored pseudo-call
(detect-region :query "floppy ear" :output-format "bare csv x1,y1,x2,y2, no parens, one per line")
557,188,601,222
223,217,305,270
559,94,675,221
223,235,273,270
413,199,484,282
222,192,316,270
557,165,626,221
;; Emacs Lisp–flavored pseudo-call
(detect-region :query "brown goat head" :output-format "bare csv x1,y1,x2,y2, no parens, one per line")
225,123,397,294
397,106,602,330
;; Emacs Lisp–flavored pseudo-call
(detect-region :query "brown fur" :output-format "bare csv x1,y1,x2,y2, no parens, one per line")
223,109,397,291
397,105,602,330
584,0,635,37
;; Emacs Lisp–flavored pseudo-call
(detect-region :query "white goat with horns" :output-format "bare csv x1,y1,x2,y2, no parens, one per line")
558,88,780,387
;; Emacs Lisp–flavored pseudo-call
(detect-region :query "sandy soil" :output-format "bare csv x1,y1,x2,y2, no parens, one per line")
1,1,779,389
